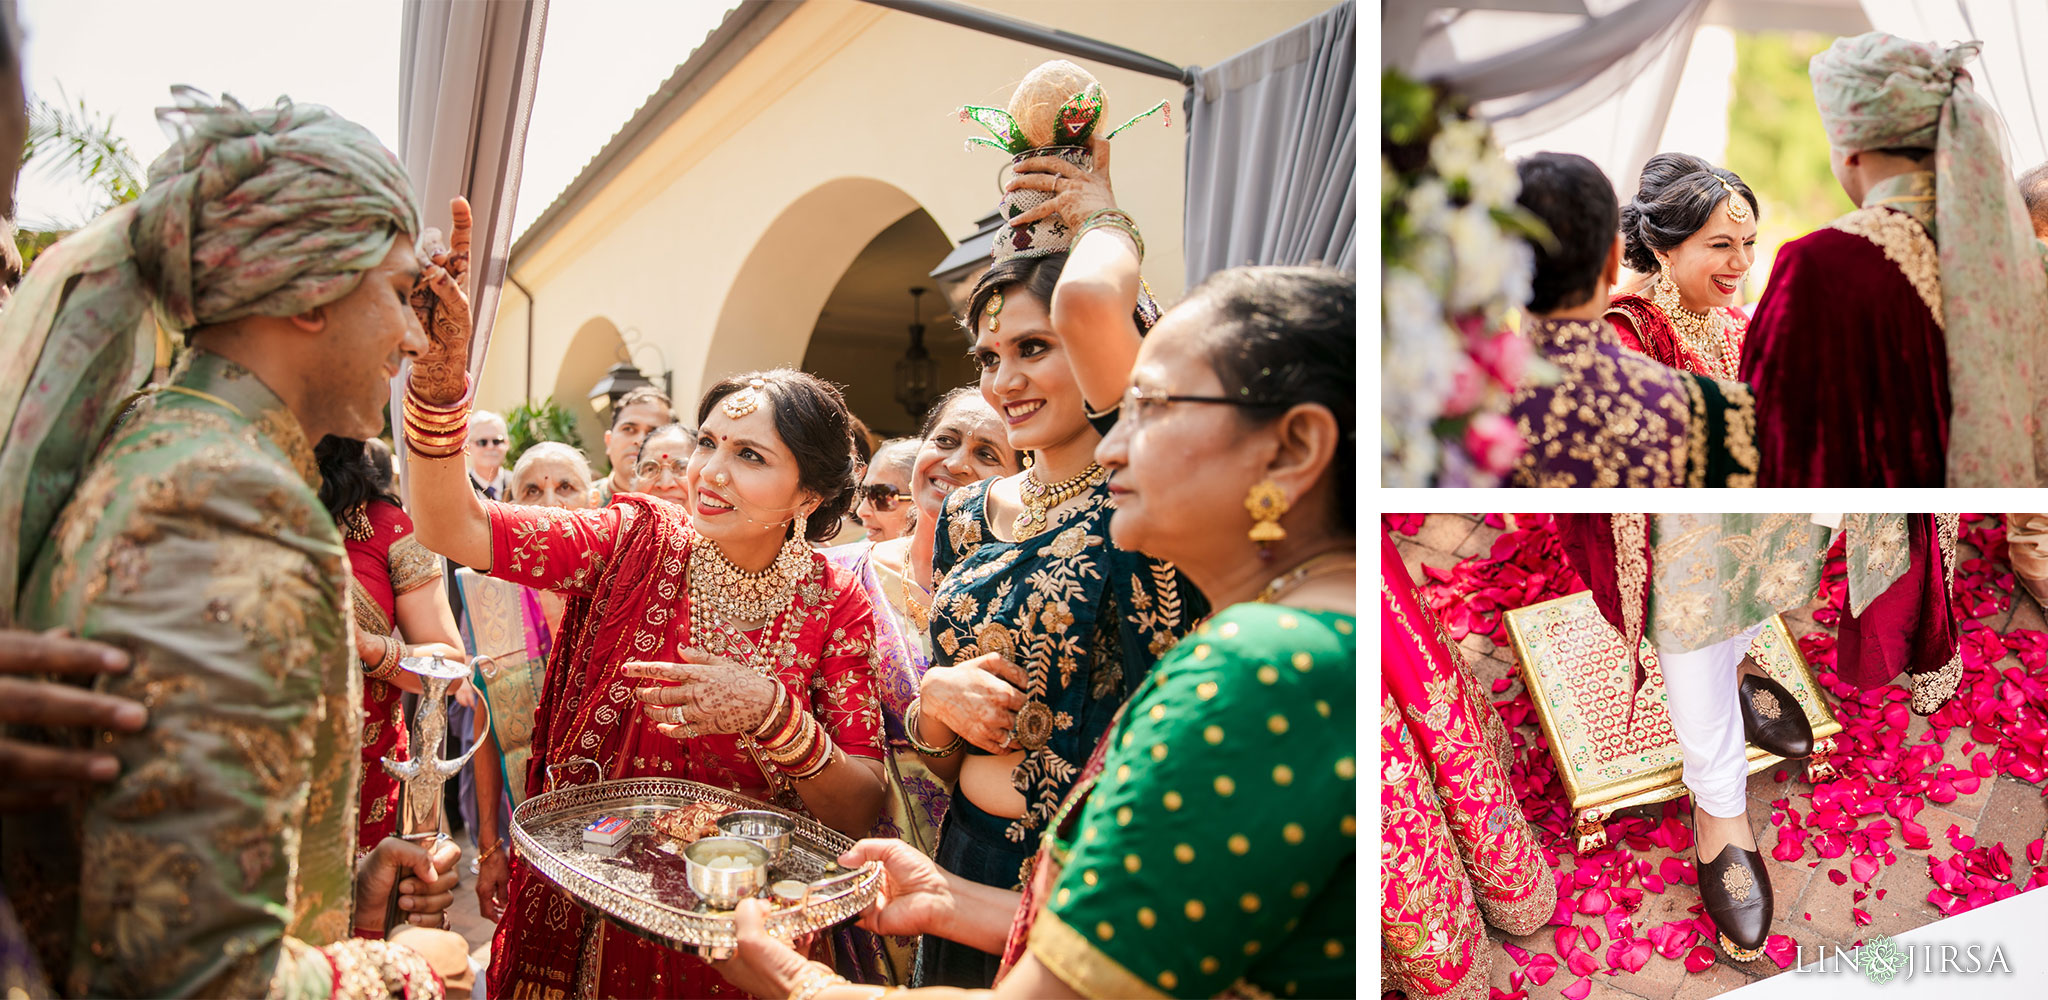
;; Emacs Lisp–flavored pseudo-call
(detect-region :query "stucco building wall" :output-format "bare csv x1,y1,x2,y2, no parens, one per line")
485,0,1338,446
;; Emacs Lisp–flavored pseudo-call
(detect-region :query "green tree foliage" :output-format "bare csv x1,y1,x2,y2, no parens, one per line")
1723,32,1857,282
506,397,586,465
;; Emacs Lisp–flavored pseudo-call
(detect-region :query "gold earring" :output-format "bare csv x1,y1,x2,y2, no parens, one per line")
1652,256,1682,315
1244,480,1289,555
791,510,809,543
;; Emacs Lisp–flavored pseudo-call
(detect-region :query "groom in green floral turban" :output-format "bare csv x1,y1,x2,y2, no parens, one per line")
1738,32,2048,488
0,91,471,998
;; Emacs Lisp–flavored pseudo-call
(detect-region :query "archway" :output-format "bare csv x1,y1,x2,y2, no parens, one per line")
552,316,629,466
800,211,970,438
697,177,928,408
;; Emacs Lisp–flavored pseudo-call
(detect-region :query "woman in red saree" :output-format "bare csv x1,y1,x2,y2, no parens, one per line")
314,435,470,860
405,356,889,990
1606,153,1760,379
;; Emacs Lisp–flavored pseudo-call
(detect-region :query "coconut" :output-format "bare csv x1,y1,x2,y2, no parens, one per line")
1006,60,1103,149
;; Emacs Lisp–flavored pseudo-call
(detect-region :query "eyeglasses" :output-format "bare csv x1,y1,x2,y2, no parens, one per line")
861,484,912,511
635,458,690,481
472,436,508,448
1117,384,1280,425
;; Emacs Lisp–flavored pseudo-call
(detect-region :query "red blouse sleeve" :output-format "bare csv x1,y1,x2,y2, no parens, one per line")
808,567,884,762
1608,310,1649,355
485,500,626,596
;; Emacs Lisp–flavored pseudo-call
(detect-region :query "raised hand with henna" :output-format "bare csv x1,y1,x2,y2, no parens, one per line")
407,196,475,407
0,628,148,811
1004,135,1118,232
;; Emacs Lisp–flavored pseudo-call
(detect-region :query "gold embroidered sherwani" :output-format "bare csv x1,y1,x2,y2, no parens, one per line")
2,351,362,998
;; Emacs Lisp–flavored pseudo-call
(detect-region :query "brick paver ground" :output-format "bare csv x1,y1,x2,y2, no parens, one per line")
1391,514,2048,999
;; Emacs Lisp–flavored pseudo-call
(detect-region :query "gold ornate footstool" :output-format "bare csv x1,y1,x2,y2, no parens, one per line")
1503,591,1842,855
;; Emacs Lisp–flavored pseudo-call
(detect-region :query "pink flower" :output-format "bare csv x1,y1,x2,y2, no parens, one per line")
1443,355,1488,414
1471,327,1533,388
1463,411,1524,476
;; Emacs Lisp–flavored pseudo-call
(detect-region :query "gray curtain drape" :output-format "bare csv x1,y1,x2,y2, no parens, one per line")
398,0,549,378
1182,0,1355,287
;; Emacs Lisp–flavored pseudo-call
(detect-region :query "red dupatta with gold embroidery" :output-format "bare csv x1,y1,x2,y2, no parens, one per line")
481,495,882,1000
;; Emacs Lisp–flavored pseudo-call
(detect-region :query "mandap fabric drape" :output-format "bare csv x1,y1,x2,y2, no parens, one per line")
1182,0,1355,286
391,0,548,487
1394,0,1707,203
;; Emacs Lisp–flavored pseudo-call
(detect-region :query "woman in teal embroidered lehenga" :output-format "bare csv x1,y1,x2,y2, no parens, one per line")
905,152,1202,986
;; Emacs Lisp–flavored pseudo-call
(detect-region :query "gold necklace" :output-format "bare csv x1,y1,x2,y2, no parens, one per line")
1012,462,1106,540
1650,273,1733,378
687,538,814,678
1256,551,1357,604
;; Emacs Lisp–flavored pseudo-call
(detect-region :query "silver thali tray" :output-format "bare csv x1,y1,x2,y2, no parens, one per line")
510,774,882,950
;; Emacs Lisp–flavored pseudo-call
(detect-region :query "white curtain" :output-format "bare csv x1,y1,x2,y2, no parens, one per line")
1860,0,2048,176
1391,0,1709,201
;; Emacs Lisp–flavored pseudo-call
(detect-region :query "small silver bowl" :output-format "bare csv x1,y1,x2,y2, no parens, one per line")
717,810,795,862
683,837,769,910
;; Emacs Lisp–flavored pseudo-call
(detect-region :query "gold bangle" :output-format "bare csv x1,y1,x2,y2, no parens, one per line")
903,698,963,758
478,839,502,864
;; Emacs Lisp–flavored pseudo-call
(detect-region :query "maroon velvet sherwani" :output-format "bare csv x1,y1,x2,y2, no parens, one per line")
1737,207,1949,486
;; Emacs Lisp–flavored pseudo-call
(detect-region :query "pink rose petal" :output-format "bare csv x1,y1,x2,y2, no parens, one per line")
1606,938,1652,974
1577,888,1611,915
1764,935,1797,969
1567,950,1597,977
1853,907,1872,926
1851,855,1879,883
1503,942,1531,966
1828,869,1848,886
1685,945,1716,973
1528,955,1557,986
1553,926,1580,957
1561,977,1591,1000
1604,910,1632,942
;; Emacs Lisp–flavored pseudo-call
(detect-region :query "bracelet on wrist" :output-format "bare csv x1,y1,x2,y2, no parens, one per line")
752,683,794,743
366,635,404,681
1077,207,1144,261
903,698,963,758
787,963,844,1000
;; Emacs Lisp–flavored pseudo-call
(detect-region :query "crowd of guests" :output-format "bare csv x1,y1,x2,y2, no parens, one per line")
1502,31,2048,489
0,65,1356,1000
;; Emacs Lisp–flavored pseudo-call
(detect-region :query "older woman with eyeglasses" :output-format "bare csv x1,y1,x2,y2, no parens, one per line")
630,422,697,506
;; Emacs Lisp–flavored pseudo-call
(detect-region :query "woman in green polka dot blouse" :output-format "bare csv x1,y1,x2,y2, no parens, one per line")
711,266,1358,1000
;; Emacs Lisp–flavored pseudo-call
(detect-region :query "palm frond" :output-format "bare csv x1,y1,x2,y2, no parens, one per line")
24,87,146,212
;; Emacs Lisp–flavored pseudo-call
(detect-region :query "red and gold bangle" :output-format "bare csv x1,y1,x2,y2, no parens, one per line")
761,708,818,762
365,635,404,681
782,730,835,781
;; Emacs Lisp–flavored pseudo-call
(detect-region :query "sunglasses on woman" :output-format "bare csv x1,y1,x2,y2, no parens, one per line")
861,483,912,510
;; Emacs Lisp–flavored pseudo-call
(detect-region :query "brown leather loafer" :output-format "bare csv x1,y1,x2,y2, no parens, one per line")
1698,836,1773,961
1739,671,1813,759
